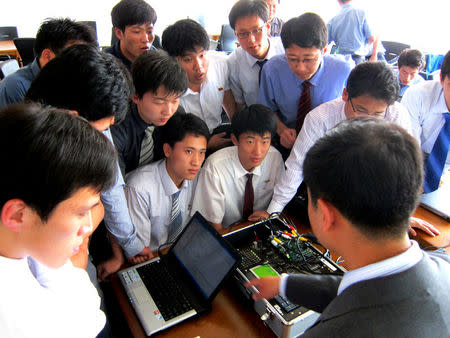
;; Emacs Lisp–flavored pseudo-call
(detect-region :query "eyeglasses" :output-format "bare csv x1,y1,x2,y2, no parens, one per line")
286,55,320,65
349,98,386,118
235,27,264,40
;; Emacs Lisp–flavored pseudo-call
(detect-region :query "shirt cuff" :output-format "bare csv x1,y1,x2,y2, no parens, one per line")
267,200,284,215
279,273,289,299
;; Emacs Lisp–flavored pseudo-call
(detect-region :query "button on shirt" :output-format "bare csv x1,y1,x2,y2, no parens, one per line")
327,3,373,56
125,159,196,251
227,37,285,106
0,57,40,109
401,79,450,165
267,98,412,214
258,54,354,129
180,52,229,133
191,146,285,227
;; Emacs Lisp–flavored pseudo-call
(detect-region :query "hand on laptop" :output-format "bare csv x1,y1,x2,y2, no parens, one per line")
128,247,154,265
248,210,270,222
409,217,441,237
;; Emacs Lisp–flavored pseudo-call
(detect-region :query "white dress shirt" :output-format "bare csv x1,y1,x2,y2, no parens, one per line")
267,97,413,214
125,159,196,251
227,37,285,106
180,51,230,132
280,240,424,298
0,257,105,338
401,79,450,165
191,145,285,227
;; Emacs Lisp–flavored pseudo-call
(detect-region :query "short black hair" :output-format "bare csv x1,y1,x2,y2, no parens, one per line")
281,13,328,50
440,50,450,81
229,0,269,30
34,18,96,58
111,0,157,31
26,44,131,124
303,117,423,239
231,104,277,139
397,49,425,70
0,104,117,221
160,113,210,148
161,19,209,57
131,49,188,99
346,61,399,105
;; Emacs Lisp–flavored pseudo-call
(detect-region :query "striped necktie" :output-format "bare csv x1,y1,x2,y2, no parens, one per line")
423,113,450,193
296,81,312,133
139,125,155,166
168,190,183,243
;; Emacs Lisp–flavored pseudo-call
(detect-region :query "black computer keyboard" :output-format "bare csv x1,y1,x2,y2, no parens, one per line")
137,261,193,321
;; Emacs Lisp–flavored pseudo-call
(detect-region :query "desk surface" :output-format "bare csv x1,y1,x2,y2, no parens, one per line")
111,206,449,337
0,40,20,59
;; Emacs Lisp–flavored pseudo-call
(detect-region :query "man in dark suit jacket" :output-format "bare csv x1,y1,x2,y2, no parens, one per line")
247,118,450,337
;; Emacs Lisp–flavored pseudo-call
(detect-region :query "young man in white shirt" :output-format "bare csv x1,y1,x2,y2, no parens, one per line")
0,104,115,337
191,104,284,229
396,49,425,99
125,113,209,254
227,0,285,108
247,118,450,337
162,19,236,152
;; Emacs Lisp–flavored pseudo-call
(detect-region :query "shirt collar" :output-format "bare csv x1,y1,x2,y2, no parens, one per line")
243,38,273,68
30,57,41,78
158,159,188,197
232,147,262,179
338,240,423,295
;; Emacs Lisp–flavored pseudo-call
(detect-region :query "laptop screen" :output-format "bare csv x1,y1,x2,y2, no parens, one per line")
172,214,237,298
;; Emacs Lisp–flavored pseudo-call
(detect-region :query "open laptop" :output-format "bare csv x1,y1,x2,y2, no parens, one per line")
420,181,450,221
119,212,240,336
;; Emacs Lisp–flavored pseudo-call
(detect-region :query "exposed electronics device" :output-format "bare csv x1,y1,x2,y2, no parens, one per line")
224,216,346,338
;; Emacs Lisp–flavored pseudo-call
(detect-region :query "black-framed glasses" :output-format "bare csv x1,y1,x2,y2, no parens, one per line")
235,27,264,40
349,98,386,118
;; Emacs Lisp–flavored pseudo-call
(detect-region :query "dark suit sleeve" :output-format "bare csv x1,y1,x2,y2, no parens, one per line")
285,274,342,313
110,124,127,177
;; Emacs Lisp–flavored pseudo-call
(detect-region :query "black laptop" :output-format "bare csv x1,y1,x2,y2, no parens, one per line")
118,212,240,336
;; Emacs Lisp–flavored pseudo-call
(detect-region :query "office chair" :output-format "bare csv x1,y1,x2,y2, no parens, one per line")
0,59,20,80
216,24,238,54
0,26,18,41
382,41,410,64
78,21,98,44
13,38,35,66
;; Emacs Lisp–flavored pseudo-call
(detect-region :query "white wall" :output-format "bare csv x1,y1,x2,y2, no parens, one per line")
2,0,448,54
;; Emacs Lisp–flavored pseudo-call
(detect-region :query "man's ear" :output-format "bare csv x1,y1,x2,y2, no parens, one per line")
114,27,124,41
39,48,56,67
231,133,239,146
131,93,140,105
163,143,172,158
316,198,336,232
342,87,349,101
322,46,328,55
1,199,31,232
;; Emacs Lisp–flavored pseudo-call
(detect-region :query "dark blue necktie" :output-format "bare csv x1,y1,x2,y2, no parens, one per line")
423,113,450,193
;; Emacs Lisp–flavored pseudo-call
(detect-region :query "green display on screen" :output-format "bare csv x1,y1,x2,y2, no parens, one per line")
250,264,279,278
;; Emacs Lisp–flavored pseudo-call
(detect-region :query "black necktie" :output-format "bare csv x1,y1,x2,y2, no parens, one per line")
243,173,254,219
256,59,268,85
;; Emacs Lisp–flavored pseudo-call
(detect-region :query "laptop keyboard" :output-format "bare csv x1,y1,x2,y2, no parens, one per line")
137,261,194,321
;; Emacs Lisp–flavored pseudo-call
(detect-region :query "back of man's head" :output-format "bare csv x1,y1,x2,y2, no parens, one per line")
26,44,131,124
131,49,188,99
397,49,425,71
440,50,450,81
346,61,399,105
161,19,209,57
34,18,96,58
111,0,157,31
228,0,269,30
231,104,277,139
161,113,210,148
0,103,117,221
303,118,423,239
281,13,327,50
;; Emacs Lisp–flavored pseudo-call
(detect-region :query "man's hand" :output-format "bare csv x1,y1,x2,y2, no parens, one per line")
208,132,231,151
245,276,281,301
248,210,270,222
128,247,153,265
97,255,124,282
279,127,297,149
409,217,441,237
